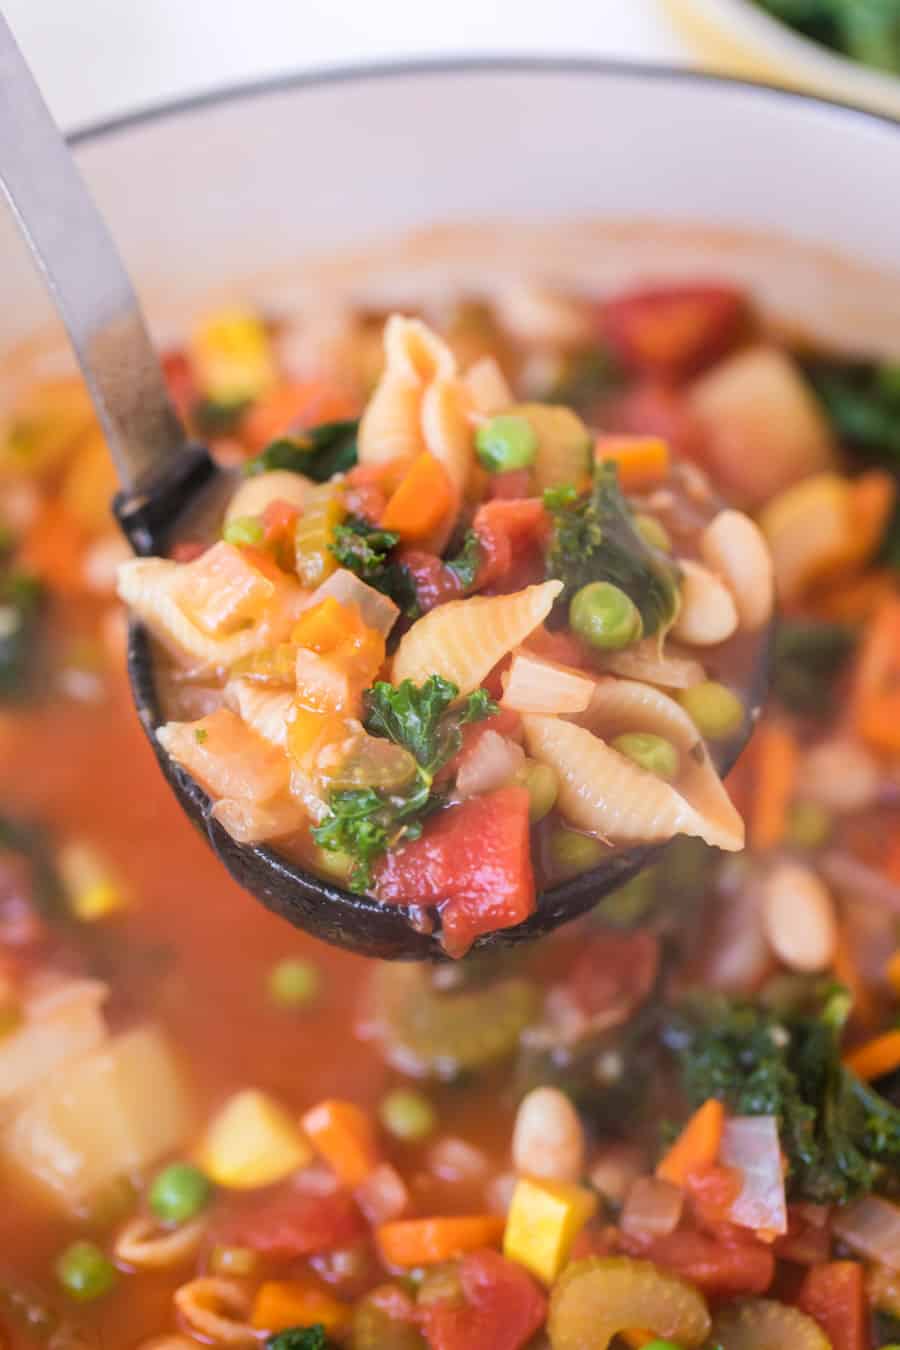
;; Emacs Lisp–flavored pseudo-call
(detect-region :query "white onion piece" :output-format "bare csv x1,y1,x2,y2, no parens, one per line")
833,1195,900,1270
427,1136,488,1182
720,1115,788,1235
501,649,595,715
455,730,525,798
311,568,399,638
621,1176,684,1238
354,1161,409,1225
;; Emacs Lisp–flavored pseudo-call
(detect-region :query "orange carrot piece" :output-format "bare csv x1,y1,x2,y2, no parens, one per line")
620,1333,657,1349
241,379,359,451
595,435,670,492
749,720,797,852
376,1215,506,1268
18,501,87,595
292,597,359,653
886,951,900,998
251,1279,350,1334
851,470,896,550
810,569,898,624
656,1099,725,1186
301,1098,379,1187
380,452,454,543
851,597,900,755
844,1029,900,1082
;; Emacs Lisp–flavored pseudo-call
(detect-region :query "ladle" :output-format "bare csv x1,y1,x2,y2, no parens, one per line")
0,16,771,958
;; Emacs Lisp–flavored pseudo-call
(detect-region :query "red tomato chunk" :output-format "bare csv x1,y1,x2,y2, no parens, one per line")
795,1261,871,1350
217,1182,365,1258
600,283,745,379
419,1250,547,1350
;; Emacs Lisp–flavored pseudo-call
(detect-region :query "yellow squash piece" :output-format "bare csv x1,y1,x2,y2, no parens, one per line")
198,1088,311,1189
191,307,276,405
58,842,129,922
503,1176,597,1284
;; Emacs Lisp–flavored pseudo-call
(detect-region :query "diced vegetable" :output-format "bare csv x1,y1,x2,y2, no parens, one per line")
501,649,595,715
844,1029,900,1081
475,414,538,474
381,452,455,544
656,1099,724,1186
719,1116,788,1235
173,541,276,637
217,1182,364,1258
268,959,321,1009
547,1257,711,1349
708,1297,830,1350
377,1215,505,1267
379,1089,436,1142
55,1240,118,1303
454,728,525,797
198,1088,311,1189
295,482,347,587
595,435,670,492
251,1279,351,1335
354,1161,410,1225
832,1195,900,1269
190,308,276,405
246,418,360,478
508,403,591,494
3,1025,191,1212
301,1099,379,1188
419,1249,547,1350
620,1177,684,1239
158,708,290,805
749,721,797,852
352,1286,424,1350
314,566,400,639
58,841,128,921
601,283,744,378
503,1177,597,1283
0,978,107,1106
851,596,900,755
149,1161,212,1224
795,1261,869,1350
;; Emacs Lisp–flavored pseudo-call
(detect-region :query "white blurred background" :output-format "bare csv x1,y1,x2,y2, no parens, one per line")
3,0,688,130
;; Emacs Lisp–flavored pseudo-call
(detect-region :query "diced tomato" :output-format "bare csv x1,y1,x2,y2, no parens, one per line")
601,379,706,463
217,1183,365,1259
344,480,388,523
527,625,592,669
489,469,533,500
620,1226,775,1296
600,284,745,379
571,1225,620,1261
567,931,660,1022
161,348,195,420
795,1261,871,1350
261,499,302,570
684,1163,743,1230
375,787,535,958
419,1250,547,1350
472,498,550,589
395,549,463,614
774,1204,833,1266
241,380,359,451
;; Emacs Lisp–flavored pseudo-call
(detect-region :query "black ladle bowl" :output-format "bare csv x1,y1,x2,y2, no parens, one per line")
117,445,773,961
1,18,772,960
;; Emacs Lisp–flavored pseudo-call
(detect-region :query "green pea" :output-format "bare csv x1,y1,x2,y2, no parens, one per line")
149,1162,212,1224
379,1088,437,1141
475,415,538,473
550,826,607,876
569,581,643,651
677,680,744,739
787,800,833,849
222,514,264,547
55,1241,117,1303
611,732,680,781
267,957,321,1008
515,759,559,822
642,1342,684,1350
634,513,672,553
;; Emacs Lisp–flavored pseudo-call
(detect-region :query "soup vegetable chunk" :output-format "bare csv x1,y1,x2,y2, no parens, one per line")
1,276,900,1347
120,312,769,955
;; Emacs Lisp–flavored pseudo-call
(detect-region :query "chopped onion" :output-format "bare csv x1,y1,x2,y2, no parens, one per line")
427,1135,489,1182
833,1194,900,1269
355,1161,409,1225
720,1115,788,1235
455,730,525,798
0,978,108,1106
501,649,595,714
621,1176,684,1238
312,568,399,638
596,638,705,690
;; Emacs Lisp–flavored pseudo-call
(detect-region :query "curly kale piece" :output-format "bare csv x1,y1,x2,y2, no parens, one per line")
773,619,859,717
667,993,900,1205
313,676,496,890
244,419,359,482
266,1328,332,1350
545,461,680,638
328,515,417,616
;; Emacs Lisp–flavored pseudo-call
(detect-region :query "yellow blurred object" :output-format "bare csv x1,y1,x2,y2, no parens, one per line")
294,482,346,587
886,951,900,998
58,842,129,922
0,378,96,479
60,428,118,535
251,1280,351,1334
190,308,276,406
503,1176,597,1284
198,1088,311,1189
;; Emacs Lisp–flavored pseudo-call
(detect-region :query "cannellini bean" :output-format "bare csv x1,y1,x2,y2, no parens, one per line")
588,1143,646,1204
672,560,738,646
762,861,837,973
512,1086,585,1184
224,468,311,523
701,509,774,631
797,738,881,815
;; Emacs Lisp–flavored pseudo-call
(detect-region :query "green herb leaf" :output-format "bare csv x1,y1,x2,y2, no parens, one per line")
0,570,43,700
542,345,623,414
244,420,359,483
773,619,859,716
313,677,496,889
266,1326,332,1350
805,358,900,462
444,529,482,590
668,994,900,1205
545,461,680,637
329,515,419,617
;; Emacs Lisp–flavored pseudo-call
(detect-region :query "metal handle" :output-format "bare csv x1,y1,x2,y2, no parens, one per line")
0,13,187,491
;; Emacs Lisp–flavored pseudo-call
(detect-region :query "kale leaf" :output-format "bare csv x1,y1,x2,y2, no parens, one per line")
328,516,418,617
445,529,482,590
545,461,681,637
266,1327,332,1350
773,618,859,716
244,419,359,482
0,569,43,699
805,359,900,462
313,676,496,890
667,994,900,1205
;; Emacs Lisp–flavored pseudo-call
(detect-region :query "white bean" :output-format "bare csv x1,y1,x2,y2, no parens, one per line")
701,509,774,631
672,560,739,646
512,1086,585,1184
762,861,837,973
224,469,311,523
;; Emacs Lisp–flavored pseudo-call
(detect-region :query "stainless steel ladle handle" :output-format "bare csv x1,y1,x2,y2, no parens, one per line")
0,11,187,493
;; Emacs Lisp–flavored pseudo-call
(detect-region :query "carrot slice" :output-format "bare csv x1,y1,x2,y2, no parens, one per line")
656,1099,725,1186
851,596,900,755
380,452,455,543
241,379,358,451
251,1279,350,1334
749,721,797,852
594,435,670,492
377,1215,506,1267
18,501,87,595
844,1029,900,1082
300,1098,379,1187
